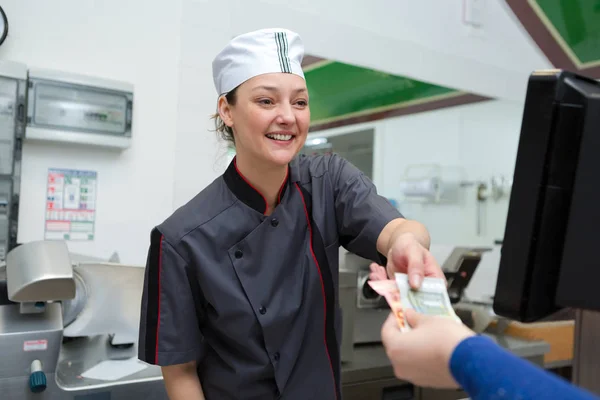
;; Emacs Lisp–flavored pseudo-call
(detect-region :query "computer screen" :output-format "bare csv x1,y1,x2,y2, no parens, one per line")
493,70,600,322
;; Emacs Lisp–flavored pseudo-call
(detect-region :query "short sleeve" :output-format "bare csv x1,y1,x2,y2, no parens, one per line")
329,154,403,262
138,228,204,366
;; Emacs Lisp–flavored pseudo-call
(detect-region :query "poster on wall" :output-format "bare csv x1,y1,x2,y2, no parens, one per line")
45,168,97,241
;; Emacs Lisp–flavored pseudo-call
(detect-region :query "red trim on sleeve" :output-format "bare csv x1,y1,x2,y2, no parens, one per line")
155,234,164,363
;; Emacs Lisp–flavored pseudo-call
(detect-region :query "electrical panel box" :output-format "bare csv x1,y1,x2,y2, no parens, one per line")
0,179,11,260
0,60,27,261
26,68,133,150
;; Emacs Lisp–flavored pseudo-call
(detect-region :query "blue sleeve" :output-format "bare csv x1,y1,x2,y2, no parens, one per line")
450,336,598,400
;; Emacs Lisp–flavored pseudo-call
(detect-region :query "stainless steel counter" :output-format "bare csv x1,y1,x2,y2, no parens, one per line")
483,332,550,362
342,343,394,384
0,333,168,400
1,331,546,400
57,335,165,393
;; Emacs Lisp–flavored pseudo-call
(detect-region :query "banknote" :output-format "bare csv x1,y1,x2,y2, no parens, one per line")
368,279,409,332
368,274,461,332
395,273,462,324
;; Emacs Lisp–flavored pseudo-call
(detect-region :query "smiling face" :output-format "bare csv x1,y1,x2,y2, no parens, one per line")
218,73,310,167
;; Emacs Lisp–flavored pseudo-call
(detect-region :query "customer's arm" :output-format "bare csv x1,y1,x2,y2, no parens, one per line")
451,335,598,400
382,309,600,400
162,362,205,400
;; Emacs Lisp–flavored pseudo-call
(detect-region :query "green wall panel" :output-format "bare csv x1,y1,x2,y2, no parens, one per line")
535,0,600,64
304,61,459,124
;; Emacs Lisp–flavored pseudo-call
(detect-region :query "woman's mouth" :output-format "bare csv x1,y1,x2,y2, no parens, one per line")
266,133,293,141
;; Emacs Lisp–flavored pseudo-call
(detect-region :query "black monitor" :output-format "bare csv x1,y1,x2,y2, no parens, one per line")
493,70,600,322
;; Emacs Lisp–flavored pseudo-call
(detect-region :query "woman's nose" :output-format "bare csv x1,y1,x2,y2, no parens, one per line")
276,104,295,125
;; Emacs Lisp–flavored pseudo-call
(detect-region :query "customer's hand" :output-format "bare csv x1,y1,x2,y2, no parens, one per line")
381,309,475,389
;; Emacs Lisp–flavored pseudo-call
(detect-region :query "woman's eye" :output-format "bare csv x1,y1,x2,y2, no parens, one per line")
258,99,273,105
296,100,308,107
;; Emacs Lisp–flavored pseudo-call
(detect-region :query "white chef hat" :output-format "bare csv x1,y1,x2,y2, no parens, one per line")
212,28,305,96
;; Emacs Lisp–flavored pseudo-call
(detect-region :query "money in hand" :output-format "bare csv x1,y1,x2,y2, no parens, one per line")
368,279,410,332
368,273,461,332
395,273,462,324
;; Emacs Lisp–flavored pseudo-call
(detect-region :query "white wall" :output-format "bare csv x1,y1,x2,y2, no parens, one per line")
172,0,233,208
171,0,549,209
227,0,552,102
0,0,183,265
385,100,523,247
0,0,544,264
312,99,525,248
168,0,553,212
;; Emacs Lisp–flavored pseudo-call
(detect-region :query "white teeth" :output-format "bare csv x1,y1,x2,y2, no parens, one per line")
267,134,293,141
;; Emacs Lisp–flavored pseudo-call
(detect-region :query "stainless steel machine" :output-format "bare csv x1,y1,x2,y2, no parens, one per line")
341,250,390,344
0,240,167,399
342,246,491,344
337,246,551,400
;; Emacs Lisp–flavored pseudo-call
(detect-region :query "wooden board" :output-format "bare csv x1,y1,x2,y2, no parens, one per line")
489,320,574,365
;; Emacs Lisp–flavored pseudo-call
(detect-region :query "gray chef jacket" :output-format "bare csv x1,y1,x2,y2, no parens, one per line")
138,153,402,400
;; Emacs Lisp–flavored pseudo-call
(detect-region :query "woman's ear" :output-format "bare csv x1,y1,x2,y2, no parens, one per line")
218,96,234,128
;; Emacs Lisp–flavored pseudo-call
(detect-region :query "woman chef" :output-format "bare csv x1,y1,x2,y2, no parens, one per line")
138,28,445,400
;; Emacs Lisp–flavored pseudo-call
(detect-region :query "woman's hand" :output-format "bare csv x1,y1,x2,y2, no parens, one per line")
371,232,445,289
369,262,388,281
381,309,475,389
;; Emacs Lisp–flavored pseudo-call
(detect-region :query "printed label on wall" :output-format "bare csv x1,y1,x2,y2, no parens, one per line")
45,168,97,241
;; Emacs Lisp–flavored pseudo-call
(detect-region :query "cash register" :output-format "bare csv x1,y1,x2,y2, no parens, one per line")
493,69,600,395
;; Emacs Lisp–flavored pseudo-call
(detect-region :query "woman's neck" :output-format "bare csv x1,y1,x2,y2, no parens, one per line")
235,154,288,215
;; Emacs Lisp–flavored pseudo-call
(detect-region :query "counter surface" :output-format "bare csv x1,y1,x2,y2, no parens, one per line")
55,331,550,391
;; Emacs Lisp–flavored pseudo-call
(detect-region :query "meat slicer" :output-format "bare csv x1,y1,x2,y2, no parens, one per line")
0,240,168,399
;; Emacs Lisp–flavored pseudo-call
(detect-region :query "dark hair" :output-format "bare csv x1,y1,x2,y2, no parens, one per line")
212,88,238,145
